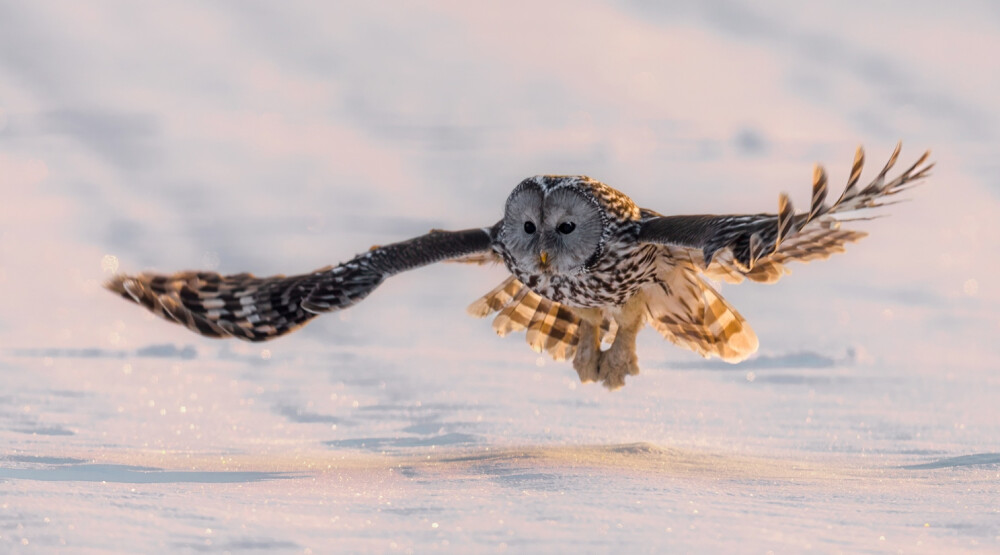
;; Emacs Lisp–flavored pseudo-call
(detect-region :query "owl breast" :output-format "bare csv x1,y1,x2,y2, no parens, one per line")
506,243,661,308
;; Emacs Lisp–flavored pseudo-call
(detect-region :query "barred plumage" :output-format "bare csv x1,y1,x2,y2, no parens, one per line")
106,270,325,341
108,144,932,390
467,276,618,362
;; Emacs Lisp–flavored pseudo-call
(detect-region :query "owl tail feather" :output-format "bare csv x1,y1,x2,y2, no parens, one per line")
642,266,758,362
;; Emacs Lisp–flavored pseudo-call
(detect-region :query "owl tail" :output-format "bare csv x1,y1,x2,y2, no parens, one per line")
467,276,617,361
642,266,759,362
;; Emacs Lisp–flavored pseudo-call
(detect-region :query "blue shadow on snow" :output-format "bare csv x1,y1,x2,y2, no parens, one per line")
0,461,293,483
901,453,1000,470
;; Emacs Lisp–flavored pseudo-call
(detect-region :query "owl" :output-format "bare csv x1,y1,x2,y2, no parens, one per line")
107,144,931,390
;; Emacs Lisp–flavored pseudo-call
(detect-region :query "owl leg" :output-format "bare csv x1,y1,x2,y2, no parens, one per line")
598,295,644,390
572,309,603,384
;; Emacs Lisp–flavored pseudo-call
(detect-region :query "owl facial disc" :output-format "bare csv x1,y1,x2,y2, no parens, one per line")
501,177,605,277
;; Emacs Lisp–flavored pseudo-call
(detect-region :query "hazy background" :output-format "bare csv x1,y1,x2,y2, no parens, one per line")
1,1,999,552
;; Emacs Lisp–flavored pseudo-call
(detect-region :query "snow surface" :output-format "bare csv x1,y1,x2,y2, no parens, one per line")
2,1,1000,553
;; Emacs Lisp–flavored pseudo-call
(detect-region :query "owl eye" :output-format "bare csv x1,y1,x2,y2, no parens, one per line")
557,221,576,234
523,221,536,234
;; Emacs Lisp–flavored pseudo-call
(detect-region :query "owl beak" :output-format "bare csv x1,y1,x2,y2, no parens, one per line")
539,251,550,267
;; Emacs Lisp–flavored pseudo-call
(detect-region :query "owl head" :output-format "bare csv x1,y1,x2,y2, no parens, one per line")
501,176,610,275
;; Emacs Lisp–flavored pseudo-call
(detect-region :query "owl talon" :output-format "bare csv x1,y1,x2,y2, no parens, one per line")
597,349,639,391
600,368,627,391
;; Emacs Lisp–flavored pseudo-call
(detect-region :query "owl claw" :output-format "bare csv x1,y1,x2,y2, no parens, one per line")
597,349,639,391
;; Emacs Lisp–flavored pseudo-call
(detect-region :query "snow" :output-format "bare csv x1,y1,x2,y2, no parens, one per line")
2,1,1000,552
3,350,999,552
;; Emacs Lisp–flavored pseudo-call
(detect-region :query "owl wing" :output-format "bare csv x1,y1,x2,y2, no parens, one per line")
107,226,497,341
638,144,932,281
640,262,759,362
466,276,618,361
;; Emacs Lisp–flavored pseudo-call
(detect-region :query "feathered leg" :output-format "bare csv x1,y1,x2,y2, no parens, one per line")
572,308,603,384
598,294,644,390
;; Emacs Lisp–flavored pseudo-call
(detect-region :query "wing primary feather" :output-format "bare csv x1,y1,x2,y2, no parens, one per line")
863,141,902,195
775,193,794,248
809,164,828,220
639,143,931,289
847,146,865,191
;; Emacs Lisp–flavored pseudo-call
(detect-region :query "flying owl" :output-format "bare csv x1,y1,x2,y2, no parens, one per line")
107,144,931,390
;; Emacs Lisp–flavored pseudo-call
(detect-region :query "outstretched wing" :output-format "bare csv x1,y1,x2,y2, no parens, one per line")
107,226,497,341
638,144,933,281
466,276,618,361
